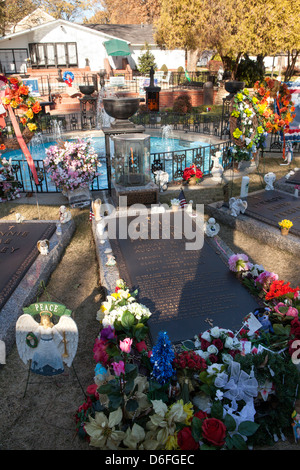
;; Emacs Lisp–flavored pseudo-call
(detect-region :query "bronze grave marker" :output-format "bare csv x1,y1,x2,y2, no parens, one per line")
0,222,56,310
109,212,259,344
245,190,300,236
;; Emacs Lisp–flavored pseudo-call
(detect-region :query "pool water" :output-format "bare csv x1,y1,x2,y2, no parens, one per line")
2,135,212,192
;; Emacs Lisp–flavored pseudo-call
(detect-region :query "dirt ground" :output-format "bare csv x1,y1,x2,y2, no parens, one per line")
1,155,300,451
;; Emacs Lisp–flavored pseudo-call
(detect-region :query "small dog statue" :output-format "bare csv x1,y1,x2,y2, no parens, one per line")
37,239,49,255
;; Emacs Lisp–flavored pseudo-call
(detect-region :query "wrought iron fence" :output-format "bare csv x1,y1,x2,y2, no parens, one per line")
9,138,233,194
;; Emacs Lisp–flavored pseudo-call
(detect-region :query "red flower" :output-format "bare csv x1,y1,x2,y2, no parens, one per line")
202,418,226,447
177,427,199,450
194,410,208,420
265,280,299,300
135,340,148,353
212,338,223,351
86,384,99,399
93,338,109,365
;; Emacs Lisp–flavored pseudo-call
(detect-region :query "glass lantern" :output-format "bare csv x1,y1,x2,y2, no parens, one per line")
112,133,151,186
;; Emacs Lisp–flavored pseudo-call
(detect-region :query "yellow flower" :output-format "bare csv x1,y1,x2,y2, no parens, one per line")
165,433,180,450
233,128,243,139
2,97,10,105
236,92,243,102
252,96,258,104
27,123,37,132
244,108,252,117
257,126,264,134
243,88,249,95
278,219,293,229
182,401,194,425
10,100,18,108
231,110,240,118
26,108,34,119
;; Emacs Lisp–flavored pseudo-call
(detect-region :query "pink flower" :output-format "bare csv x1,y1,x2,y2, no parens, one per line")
119,337,133,354
274,302,298,318
228,254,250,272
112,361,125,376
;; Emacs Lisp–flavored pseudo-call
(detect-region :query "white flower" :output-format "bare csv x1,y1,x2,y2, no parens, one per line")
207,344,218,355
221,353,234,364
215,389,224,401
206,363,223,376
201,330,211,342
224,336,234,349
195,350,209,360
210,327,221,338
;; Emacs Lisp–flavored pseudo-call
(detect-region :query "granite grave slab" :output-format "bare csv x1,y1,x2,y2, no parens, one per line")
0,222,56,310
245,190,300,236
109,212,260,344
285,170,300,185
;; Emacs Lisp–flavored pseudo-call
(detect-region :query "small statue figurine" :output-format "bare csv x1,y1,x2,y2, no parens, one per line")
253,307,273,333
264,172,276,191
211,151,224,183
15,213,25,223
154,170,169,192
205,217,220,237
92,198,102,221
168,375,181,401
59,205,72,224
37,239,49,255
229,197,247,217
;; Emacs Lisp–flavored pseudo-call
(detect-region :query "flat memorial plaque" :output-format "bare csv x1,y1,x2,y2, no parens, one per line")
0,222,56,310
245,190,300,236
285,170,300,185
109,212,260,344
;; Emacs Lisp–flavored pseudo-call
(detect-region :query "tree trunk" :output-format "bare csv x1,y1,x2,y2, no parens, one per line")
284,50,299,82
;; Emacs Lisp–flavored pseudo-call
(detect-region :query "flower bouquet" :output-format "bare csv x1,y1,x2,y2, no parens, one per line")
0,75,42,149
44,137,100,192
182,164,203,185
278,219,293,235
0,150,21,202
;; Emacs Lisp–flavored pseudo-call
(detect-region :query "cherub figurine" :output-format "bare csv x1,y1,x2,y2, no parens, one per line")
59,205,72,224
16,310,78,376
37,239,49,255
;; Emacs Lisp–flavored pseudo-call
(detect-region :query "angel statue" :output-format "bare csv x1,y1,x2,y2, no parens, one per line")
16,309,78,377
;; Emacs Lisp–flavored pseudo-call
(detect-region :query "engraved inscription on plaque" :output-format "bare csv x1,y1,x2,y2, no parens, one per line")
109,213,259,344
245,190,300,235
0,223,56,310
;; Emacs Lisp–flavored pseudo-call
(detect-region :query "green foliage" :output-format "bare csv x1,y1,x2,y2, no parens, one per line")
173,94,192,114
236,54,265,87
137,42,157,75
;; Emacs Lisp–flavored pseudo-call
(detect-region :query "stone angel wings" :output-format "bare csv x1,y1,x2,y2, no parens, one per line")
16,312,78,376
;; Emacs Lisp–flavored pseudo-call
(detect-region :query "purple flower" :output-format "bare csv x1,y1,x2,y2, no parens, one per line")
100,325,115,342
228,253,251,272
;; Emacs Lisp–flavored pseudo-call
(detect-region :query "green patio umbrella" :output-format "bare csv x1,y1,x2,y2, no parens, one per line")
103,39,131,56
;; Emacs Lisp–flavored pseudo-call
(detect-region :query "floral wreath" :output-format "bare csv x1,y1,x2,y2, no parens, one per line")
229,88,267,162
253,77,296,159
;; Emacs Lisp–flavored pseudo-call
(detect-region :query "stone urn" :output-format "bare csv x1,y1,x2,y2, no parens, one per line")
225,80,245,95
103,97,140,128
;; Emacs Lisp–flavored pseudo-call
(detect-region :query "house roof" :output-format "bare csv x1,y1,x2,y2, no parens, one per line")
84,24,156,45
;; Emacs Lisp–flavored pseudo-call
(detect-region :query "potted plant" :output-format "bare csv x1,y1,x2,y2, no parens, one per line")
44,137,100,203
182,164,203,185
278,219,293,235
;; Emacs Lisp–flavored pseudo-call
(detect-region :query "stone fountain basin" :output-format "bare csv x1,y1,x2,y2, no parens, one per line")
103,97,140,120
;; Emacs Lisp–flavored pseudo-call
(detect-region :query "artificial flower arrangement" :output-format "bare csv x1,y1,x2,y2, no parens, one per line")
75,268,300,450
182,163,203,183
253,77,296,135
44,137,100,191
278,219,293,230
229,87,268,162
0,75,42,136
0,146,21,202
